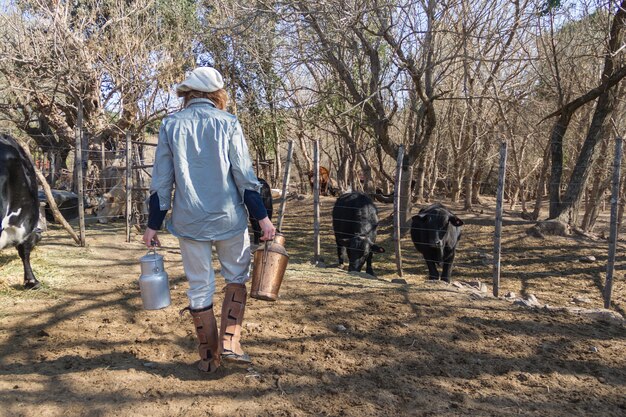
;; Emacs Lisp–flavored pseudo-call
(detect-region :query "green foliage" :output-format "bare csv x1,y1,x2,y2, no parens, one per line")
540,0,564,16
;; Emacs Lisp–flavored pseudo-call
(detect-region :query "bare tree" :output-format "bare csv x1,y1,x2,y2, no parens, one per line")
544,0,626,220
0,0,196,182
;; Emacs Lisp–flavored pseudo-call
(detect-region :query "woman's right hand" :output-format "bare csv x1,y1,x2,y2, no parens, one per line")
258,217,276,241
143,228,161,248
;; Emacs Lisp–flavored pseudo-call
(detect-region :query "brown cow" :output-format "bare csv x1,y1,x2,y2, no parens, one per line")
308,166,331,196
95,179,126,223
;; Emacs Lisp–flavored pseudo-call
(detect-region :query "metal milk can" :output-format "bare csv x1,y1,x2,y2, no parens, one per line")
139,248,171,310
250,233,289,301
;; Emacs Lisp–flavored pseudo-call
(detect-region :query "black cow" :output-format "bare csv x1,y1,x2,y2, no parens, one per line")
249,178,273,245
38,189,79,222
332,192,385,275
0,134,42,289
410,203,463,282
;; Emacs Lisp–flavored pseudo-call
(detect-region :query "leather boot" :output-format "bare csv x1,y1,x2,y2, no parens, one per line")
220,283,251,363
188,305,221,373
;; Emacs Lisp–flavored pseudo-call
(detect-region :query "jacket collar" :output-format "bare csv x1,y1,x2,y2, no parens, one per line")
185,98,216,108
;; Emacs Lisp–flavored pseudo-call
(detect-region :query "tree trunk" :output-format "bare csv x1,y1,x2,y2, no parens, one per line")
548,113,571,218
532,142,551,220
471,165,483,205
336,153,350,191
349,148,360,191
581,136,610,232
427,142,440,201
556,90,619,220
273,123,281,186
520,184,528,213
358,154,375,194
464,155,478,210
450,163,465,203
549,0,626,220
292,150,308,194
414,153,426,203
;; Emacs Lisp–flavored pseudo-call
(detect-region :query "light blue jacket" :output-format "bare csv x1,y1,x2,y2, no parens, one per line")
150,98,261,241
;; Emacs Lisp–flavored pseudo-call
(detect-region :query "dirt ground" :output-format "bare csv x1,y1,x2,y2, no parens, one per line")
1,196,625,416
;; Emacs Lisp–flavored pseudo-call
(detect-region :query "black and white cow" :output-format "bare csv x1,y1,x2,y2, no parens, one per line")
0,134,42,289
410,203,463,282
249,178,273,245
332,192,385,276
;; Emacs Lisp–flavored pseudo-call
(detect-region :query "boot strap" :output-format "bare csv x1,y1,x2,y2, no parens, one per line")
179,304,213,317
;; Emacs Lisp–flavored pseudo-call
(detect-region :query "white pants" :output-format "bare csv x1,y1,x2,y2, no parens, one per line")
179,229,251,309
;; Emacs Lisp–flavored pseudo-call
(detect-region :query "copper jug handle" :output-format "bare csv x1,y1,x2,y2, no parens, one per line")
262,239,271,265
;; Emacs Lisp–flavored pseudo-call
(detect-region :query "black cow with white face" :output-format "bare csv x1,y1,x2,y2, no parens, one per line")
332,192,385,276
410,203,463,282
249,178,273,245
0,134,42,289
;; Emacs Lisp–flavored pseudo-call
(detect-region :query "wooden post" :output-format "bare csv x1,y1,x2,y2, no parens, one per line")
277,140,294,232
125,131,132,243
101,138,106,170
49,151,55,187
604,137,623,309
74,101,86,247
313,139,321,263
394,145,405,277
493,141,508,297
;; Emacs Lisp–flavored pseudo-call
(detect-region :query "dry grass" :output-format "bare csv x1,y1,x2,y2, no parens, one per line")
0,197,624,416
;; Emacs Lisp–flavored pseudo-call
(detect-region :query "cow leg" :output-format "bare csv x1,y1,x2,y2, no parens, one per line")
441,251,456,283
425,259,440,281
365,252,375,276
337,245,345,266
17,239,39,289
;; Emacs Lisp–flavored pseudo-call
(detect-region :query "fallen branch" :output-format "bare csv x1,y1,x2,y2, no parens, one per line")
18,138,81,245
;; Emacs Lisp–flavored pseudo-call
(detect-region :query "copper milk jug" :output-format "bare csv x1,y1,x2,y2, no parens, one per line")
250,233,289,301
138,248,171,310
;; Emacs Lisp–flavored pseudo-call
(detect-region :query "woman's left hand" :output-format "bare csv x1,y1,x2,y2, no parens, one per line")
258,217,276,241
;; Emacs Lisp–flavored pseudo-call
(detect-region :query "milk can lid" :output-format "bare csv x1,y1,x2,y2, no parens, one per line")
140,251,163,263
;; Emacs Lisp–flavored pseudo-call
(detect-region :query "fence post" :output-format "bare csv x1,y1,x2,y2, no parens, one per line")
605,137,623,309
313,139,321,264
74,100,86,247
100,138,106,170
125,131,132,243
277,140,294,232
493,141,508,297
394,145,405,277
49,151,56,188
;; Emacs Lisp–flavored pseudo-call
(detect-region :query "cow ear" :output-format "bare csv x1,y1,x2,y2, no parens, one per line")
372,244,385,253
416,213,428,221
450,216,464,227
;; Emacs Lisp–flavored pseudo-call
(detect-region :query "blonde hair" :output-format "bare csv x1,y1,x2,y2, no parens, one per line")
178,89,228,110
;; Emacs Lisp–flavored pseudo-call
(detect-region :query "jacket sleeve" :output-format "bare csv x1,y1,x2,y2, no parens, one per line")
147,193,168,230
228,118,262,198
244,189,268,220
149,120,175,211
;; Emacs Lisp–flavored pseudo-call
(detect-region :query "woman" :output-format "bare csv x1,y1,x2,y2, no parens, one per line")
143,67,275,373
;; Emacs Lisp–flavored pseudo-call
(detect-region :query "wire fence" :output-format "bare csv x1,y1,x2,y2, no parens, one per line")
31,120,624,310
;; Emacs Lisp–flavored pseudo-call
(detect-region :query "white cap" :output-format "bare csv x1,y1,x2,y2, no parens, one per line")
175,67,224,93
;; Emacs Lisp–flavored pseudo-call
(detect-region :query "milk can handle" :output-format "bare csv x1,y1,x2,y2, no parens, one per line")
148,245,161,273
